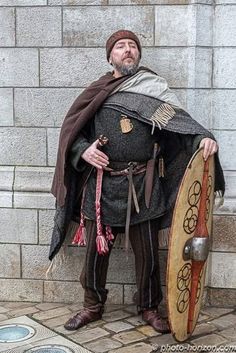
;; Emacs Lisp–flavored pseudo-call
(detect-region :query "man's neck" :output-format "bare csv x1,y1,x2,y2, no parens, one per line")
113,70,123,78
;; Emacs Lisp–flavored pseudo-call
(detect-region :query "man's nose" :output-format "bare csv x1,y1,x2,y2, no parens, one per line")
124,44,131,52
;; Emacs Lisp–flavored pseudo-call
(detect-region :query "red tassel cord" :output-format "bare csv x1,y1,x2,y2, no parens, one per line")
72,188,87,246
95,168,114,255
73,162,114,254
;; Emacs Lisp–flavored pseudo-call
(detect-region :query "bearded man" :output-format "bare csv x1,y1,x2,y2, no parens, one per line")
49,30,224,334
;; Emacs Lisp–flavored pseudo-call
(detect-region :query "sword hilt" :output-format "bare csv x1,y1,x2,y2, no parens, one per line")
98,135,109,147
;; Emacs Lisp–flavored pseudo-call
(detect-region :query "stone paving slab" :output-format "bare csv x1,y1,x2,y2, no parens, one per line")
220,327,236,340
54,324,77,336
190,333,228,346
70,327,110,345
149,332,177,346
224,342,236,348
1,302,37,309
87,319,107,328
103,320,134,333
104,305,126,313
123,304,137,315
113,330,146,345
0,303,235,353
0,313,8,321
190,322,217,337
35,302,65,311
42,313,73,328
202,307,235,317
7,305,40,318
102,309,132,322
198,313,211,322
32,306,71,321
0,306,9,314
109,342,154,353
209,313,236,329
137,324,161,337
84,338,123,353
125,315,146,326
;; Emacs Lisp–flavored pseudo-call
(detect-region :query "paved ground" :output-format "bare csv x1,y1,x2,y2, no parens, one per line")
0,301,235,352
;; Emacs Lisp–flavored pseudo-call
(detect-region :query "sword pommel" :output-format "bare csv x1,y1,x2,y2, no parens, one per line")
98,135,109,146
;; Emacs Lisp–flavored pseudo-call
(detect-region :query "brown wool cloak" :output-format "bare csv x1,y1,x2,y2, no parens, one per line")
52,68,152,207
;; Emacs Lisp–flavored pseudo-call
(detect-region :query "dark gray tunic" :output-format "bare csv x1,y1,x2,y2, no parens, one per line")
71,106,166,227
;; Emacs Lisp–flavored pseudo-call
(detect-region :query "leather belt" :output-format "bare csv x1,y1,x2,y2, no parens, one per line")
104,162,146,176
104,161,148,251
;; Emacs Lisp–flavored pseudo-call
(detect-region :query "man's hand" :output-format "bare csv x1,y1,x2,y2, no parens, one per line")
199,138,218,161
81,139,109,169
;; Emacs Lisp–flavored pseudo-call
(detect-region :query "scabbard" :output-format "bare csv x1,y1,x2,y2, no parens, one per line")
125,164,134,252
145,143,159,208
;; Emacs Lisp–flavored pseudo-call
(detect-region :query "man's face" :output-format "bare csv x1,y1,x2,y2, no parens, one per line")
109,38,140,77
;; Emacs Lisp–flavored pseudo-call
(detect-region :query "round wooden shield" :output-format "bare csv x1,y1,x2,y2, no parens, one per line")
167,148,215,342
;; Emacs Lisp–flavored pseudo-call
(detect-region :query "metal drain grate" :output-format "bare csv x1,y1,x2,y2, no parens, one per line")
0,317,91,353
25,346,74,353
0,324,35,343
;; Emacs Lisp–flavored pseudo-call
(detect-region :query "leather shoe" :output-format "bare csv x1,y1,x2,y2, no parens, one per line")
64,308,103,331
142,309,171,334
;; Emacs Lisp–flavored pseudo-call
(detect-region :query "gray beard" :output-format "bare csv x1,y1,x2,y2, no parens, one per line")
113,62,139,76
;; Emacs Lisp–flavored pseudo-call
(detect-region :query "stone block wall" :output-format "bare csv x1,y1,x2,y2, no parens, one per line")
0,0,235,306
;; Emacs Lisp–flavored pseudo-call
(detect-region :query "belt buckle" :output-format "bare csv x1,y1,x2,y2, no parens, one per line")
128,162,138,174
128,161,138,170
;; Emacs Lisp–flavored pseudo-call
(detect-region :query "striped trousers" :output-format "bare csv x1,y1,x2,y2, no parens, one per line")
80,219,163,312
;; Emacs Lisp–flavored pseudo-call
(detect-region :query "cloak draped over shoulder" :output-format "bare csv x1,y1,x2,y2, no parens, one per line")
49,68,225,261
52,68,152,207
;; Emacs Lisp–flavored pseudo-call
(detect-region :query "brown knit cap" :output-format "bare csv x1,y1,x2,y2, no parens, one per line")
106,30,142,61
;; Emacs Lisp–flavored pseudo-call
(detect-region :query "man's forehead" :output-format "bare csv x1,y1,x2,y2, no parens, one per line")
114,38,137,46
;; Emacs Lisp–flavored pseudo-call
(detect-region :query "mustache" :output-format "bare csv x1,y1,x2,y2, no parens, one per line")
123,54,135,60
